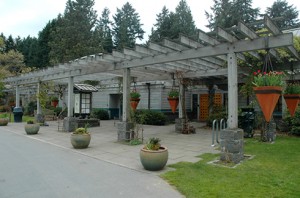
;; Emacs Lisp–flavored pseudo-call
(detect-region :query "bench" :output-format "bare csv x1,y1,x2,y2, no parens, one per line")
34,109,57,121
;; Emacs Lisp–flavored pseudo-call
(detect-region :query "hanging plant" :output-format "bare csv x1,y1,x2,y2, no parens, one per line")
130,91,141,111
168,89,179,113
283,83,300,117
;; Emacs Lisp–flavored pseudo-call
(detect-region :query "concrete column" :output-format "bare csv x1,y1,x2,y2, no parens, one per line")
37,82,42,114
178,84,184,119
15,85,20,107
227,52,238,129
122,68,130,122
67,76,74,117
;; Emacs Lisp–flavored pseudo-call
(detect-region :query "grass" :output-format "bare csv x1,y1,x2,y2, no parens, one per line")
161,136,300,198
7,113,35,123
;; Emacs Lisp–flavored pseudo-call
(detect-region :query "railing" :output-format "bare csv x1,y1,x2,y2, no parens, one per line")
212,118,227,147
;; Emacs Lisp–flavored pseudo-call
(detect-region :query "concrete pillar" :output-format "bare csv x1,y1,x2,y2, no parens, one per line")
67,76,74,117
178,84,184,119
219,52,244,164
117,68,134,141
15,85,20,107
37,82,41,114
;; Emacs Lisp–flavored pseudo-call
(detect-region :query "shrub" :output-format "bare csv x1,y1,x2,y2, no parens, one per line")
90,109,109,120
134,109,166,125
290,107,300,136
206,105,227,127
24,101,37,116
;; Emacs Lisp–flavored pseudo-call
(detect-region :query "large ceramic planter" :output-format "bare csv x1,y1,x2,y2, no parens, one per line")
168,97,179,113
70,133,91,149
0,118,9,126
140,146,168,171
284,94,300,117
253,86,282,122
130,98,140,110
25,124,40,135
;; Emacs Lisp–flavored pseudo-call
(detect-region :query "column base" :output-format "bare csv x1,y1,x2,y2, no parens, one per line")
117,122,134,141
63,117,77,132
220,128,244,164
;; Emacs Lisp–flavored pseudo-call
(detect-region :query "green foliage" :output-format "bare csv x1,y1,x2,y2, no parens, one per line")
134,110,166,125
51,96,58,101
290,108,300,135
149,0,197,42
74,127,89,134
113,2,145,50
130,91,140,99
284,83,300,94
168,90,179,98
162,137,300,197
266,0,299,29
252,70,285,87
27,120,34,124
145,137,161,150
0,105,10,112
0,113,8,118
90,108,109,120
129,139,143,146
23,101,37,116
206,105,227,127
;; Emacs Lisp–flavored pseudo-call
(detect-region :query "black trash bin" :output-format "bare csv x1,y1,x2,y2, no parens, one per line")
13,107,23,123
238,108,255,138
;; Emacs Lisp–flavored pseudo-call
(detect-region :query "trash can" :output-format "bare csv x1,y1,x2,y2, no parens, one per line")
238,108,255,138
13,107,23,123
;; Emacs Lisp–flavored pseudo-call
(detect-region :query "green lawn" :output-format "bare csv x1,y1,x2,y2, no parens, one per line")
162,136,300,198
8,114,35,123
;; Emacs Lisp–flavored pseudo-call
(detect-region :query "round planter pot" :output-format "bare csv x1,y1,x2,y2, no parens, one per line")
0,118,9,126
70,133,91,149
25,124,40,135
140,146,168,171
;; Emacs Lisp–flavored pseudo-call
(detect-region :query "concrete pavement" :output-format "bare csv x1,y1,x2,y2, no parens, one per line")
2,120,219,174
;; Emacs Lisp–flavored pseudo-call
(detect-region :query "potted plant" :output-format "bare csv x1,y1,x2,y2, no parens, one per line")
70,125,91,149
252,70,285,122
0,113,9,126
140,137,168,171
25,120,40,135
167,89,179,113
51,96,59,108
283,83,300,117
130,91,141,110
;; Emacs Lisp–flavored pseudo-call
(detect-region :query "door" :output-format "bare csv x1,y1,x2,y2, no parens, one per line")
199,93,222,121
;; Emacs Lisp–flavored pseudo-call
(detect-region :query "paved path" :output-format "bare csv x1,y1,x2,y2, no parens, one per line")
2,120,219,173
0,120,219,197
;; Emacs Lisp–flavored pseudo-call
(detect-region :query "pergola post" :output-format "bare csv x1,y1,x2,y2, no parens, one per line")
63,76,77,132
35,82,45,123
117,68,133,141
219,51,244,164
15,85,20,108
175,84,185,133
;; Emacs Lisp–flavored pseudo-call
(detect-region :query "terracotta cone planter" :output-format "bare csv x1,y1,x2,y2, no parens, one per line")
168,97,179,113
253,86,282,122
51,100,59,108
130,98,140,110
284,94,300,117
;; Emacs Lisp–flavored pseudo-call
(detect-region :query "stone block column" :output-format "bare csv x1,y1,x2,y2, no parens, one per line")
220,129,244,163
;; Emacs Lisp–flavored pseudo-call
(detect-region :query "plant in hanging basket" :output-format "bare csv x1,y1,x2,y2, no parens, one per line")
130,91,141,110
283,83,300,117
168,90,179,113
252,70,285,122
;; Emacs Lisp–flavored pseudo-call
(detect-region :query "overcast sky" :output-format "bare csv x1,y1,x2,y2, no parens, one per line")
1,0,299,43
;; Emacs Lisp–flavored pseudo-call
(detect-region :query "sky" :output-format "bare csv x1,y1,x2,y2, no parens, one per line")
1,0,300,43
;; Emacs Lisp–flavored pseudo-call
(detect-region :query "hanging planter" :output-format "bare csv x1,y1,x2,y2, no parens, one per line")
252,70,285,122
168,90,179,113
130,91,141,111
51,96,59,108
283,83,300,117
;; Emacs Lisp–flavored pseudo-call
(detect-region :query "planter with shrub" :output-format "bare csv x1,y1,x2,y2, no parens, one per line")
70,126,91,149
25,120,40,135
0,113,9,126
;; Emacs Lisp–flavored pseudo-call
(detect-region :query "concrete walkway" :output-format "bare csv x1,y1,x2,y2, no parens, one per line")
3,120,219,174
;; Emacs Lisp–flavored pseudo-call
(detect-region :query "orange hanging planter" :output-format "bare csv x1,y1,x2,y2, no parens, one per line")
284,94,300,117
253,86,282,122
168,97,179,113
130,98,140,110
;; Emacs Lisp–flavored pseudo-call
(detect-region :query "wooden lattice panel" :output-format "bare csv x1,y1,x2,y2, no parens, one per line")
199,93,222,121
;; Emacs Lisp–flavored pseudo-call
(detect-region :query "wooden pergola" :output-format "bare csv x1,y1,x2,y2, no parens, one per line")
4,15,299,135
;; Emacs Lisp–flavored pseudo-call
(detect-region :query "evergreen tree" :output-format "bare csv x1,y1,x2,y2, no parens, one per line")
17,36,39,68
149,0,197,42
231,0,259,25
112,2,144,50
95,7,113,53
205,0,233,30
266,0,299,29
49,0,99,64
